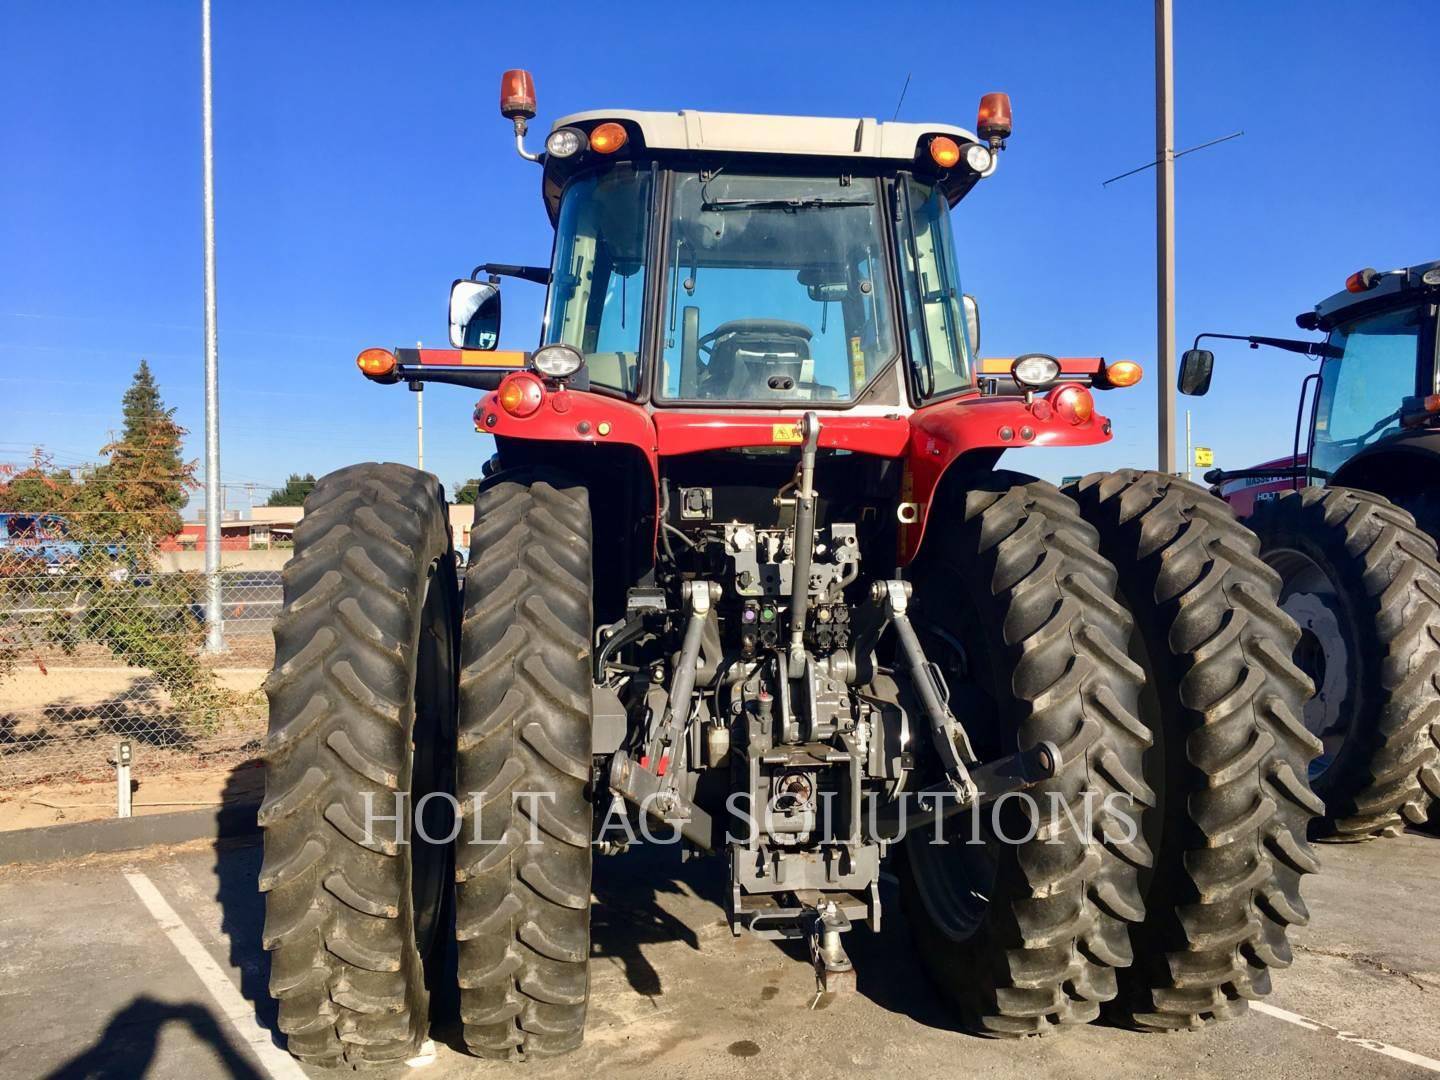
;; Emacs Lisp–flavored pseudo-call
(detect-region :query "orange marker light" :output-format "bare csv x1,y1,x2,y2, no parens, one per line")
976,92,1013,143
356,348,397,378
589,122,628,154
497,372,544,417
500,69,536,120
1103,360,1144,388
929,136,961,168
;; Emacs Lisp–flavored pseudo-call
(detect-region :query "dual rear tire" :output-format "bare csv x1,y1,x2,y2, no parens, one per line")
261,464,596,1066
901,470,1320,1035
1247,487,1440,839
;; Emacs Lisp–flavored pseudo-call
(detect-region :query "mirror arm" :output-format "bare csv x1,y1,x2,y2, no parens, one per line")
1192,331,1334,358
474,263,551,286
370,364,510,392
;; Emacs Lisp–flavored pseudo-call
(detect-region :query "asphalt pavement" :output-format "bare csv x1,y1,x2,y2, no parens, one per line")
0,826,1436,1079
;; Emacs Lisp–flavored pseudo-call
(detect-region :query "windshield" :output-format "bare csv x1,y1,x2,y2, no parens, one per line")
542,165,650,395
898,178,973,396
658,172,896,403
1311,306,1422,477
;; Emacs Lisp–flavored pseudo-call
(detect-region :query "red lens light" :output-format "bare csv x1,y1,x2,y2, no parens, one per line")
497,372,544,417
1346,268,1378,293
1048,383,1094,425
500,69,536,120
977,92,1013,142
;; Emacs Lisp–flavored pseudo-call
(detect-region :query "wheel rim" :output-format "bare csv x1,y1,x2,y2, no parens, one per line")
1267,547,1350,781
409,562,458,958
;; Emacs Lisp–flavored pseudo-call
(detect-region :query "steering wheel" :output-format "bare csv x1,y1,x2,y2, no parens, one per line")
697,318,813,357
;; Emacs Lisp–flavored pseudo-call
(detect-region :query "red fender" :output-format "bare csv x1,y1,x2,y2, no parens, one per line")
899,394,1113,563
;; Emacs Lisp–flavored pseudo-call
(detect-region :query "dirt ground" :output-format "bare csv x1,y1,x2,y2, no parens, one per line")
0,663,267,829
0,760,265,831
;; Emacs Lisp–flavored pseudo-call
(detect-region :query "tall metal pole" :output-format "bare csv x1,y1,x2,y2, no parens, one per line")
1185,409,1193,482
1155,0,1177,474
416,341,425,470
201,0,224,653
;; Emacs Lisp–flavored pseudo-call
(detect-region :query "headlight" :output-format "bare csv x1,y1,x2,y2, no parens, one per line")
533,343,585,379
962,143,993,173
545,127,586,159
1011,353,1061,389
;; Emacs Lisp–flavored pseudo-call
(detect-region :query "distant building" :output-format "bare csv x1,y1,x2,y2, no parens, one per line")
160,503,475,555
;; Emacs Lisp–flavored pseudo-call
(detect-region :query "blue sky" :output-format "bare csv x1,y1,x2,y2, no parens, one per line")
3,1,1438,509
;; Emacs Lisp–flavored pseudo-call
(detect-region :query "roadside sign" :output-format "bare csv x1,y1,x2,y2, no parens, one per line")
1194,447,1214,467
1061,475,1082,486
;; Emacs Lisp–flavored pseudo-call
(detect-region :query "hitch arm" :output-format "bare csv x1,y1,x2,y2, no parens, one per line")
872,579,978,805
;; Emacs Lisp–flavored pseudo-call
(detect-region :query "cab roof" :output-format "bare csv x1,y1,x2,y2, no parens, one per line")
551,109,981,160
541,109,985,221
1302,257,1440,331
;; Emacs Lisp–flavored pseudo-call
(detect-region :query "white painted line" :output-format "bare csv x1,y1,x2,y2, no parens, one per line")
124,871,308,1080
1252,1000,1440,1074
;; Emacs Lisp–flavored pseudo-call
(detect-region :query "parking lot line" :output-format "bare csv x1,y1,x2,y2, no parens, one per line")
124,871,307,1080
1251,1000,1440,1074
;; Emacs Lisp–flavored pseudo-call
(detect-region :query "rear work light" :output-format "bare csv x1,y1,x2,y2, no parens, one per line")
356,348,397,378
1048,383,1095,425
497,371,544,417
589,122,628,154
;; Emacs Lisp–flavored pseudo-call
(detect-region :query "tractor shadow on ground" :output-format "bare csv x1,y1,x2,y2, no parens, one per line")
590,841,716,998
209,761,284,1053
41,995,265,1080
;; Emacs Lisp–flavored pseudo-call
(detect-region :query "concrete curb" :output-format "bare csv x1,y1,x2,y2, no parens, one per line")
0,799,260,866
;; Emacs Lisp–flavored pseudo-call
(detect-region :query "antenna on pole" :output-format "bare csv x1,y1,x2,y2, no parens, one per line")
1102,3,1243,475
891,73,912,121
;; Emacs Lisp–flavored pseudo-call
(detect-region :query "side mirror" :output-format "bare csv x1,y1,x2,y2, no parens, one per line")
449,279,501,350
962,294,981,357
1178,348,1214,396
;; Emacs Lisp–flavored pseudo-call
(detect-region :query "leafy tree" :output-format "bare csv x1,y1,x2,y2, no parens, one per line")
453,477,483,505
265,473,317,507
0,460,75,513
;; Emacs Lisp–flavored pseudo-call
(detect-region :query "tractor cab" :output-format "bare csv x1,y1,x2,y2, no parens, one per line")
1181,259,1440,508
480,91,1006,413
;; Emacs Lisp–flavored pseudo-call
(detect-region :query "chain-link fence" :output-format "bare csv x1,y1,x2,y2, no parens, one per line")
0,540,274,790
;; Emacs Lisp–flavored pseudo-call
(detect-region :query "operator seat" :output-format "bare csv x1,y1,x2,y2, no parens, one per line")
698,319,813,399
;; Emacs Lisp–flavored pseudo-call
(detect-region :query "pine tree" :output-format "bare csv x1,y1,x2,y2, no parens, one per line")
90,360,195,542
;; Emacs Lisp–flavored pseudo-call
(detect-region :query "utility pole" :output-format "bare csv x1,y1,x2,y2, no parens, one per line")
1156,0,1177,475
416,340,425,470
201,0,224,653
1105,8,1243,474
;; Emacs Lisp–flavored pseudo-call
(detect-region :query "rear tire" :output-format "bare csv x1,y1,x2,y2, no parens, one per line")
1069,471,1320,1029
900,472,1152,1035
1247,487,1440,839
454,469,594,1059
261,464,458,1068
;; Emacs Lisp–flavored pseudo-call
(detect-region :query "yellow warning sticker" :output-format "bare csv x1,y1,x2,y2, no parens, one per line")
772,423,803,444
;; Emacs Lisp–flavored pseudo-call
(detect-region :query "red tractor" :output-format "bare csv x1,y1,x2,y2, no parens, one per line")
260,71,1319,1067
1180,261,1440,841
